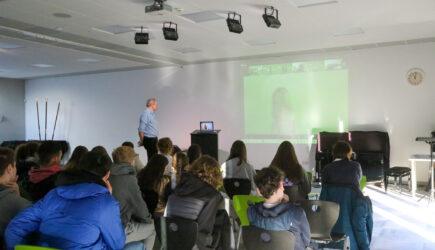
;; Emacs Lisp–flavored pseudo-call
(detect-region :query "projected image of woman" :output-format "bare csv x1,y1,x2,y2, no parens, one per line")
272,87,294,136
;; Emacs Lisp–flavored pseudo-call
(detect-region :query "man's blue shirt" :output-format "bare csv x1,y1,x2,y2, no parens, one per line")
138,108,158,137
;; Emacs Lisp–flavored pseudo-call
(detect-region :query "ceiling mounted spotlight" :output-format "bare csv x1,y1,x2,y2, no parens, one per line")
226,12,243,34
263,6,281,29
134,26,149,44
162,22,179,41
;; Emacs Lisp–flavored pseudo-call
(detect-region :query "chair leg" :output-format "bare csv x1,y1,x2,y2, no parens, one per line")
408,174,412,192
230,217,240,249
399,176,403,193
343,236,350,250
384,174,388,192
236,227,242,250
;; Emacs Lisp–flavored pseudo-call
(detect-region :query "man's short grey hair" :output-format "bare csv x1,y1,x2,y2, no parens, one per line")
146,98,156,107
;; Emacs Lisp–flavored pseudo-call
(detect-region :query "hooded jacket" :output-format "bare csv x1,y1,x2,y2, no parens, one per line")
109,163,152,230
26,164,62,202
166,173,224,249
5,170,125,250
0,185,31,238
248,202,311,250
320,184,373,250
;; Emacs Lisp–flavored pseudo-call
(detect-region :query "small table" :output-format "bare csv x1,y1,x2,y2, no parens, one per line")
408,154,435,198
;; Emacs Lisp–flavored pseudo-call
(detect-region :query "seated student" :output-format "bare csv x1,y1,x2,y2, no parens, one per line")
248,167,311,250
0,147,31,245
165,156,232,250
15,142,39,183
173,152,189,186
15,142,39,200
5,151,125,250
172,145,182,156
157,137,173,176
322,141,362,191
64,145,88,170
221,140,257,194
187,144,202,165
122,141,145,173
26,141,63,201
110,146,155,250
271,141,311,202
137,155,171,217
91,146,111,160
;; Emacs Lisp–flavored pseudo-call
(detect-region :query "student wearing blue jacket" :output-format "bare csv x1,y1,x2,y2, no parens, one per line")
248,167,311,250
5,151,126,250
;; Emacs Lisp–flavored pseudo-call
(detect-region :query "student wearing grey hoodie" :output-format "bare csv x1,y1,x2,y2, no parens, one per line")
0,147,31,242
110,146,155,250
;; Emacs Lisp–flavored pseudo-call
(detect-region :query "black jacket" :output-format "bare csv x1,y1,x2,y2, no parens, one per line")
26,173,59,202
322,159,362,191
166,173,224,249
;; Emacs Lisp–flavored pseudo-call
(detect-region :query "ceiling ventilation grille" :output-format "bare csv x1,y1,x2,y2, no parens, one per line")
289,0,338,8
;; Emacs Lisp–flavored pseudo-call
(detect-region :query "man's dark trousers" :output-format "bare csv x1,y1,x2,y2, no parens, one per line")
143,136,158,160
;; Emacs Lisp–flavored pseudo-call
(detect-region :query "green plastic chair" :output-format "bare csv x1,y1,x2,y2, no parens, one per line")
306,171,313,183
232,195,265,226
15,246,58,250
360,175,367,191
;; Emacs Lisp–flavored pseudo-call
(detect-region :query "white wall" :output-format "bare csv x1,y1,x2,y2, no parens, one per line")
25,62,244,164
0,78,25,142
25,42,435,182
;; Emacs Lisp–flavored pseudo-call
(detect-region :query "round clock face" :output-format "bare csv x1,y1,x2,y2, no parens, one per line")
407,68,424,86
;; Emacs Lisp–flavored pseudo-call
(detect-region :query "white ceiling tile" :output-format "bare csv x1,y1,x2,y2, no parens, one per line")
181,11,224,23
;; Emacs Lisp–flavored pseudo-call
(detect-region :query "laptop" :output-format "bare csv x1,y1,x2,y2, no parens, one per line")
200,121,214,131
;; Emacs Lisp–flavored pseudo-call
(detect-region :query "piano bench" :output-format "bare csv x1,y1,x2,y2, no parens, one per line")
384,167,411,193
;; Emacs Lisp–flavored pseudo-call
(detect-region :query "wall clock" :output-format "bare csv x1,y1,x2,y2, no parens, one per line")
407,68,424,86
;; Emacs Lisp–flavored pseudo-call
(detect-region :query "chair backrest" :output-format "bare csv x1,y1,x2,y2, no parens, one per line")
223,178,251,199
242,225,296,250
300,200,340,241
15,246,57,250
165,195,205,220
232,195,265,226
306,172,313,183
360,175,367,190
123,241,145,250
159,217,198,250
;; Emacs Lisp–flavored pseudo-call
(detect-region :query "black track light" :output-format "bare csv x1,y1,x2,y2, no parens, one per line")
226,12,243,34
162,22,178,41
134,26,149,44
145,0,167,13
263,6,281,29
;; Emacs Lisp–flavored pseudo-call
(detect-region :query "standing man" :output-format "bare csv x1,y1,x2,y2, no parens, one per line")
138,98,159,160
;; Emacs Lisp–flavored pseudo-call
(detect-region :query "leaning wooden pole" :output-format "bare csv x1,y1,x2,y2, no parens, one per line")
36,100,41,140
44,99,48,141
51,102,60,140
